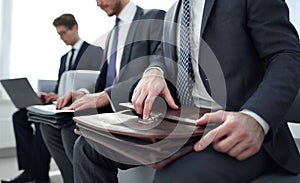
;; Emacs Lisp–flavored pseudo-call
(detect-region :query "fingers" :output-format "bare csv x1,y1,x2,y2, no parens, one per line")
43,93,57,104
132,87,148,115
162,88,178,110
39,93,46,104
68,93,105,111
68,100,81,110
194,127,220,151
142,94,156,119
195,110,225,126
235,147,259,161
226,141,250,160
194,111,264,161
57,92,72,109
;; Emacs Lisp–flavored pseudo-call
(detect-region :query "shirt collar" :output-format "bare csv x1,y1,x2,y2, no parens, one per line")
72,39,84,51
117,1,137,23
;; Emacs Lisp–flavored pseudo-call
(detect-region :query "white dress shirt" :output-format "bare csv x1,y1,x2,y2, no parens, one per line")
176,0,270,134
106,1,137,77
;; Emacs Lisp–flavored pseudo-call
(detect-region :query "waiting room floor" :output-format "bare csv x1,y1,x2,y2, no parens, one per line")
0,155,63,183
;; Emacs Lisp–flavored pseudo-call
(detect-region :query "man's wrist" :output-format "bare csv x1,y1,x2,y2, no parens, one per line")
241,109,270,135
143,67,164,77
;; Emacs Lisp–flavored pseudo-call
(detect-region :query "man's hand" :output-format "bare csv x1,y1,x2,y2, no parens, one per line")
194,110,265,161
67,91,110,111
56,91,85,109
131,68,178,119
39,92,58,104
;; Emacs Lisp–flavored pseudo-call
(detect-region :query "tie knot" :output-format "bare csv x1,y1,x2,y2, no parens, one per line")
115,18,120,27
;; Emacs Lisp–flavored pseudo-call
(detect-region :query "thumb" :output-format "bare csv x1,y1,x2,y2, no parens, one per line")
162,88,178,110
195,110,225,126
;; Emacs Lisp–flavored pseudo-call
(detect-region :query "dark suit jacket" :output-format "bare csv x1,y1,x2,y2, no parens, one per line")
94,6,166,111
152,0,300,173
55,41,103,93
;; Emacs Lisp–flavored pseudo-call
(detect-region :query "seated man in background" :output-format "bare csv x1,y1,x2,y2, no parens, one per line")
1,14,103,183
38,13,104,183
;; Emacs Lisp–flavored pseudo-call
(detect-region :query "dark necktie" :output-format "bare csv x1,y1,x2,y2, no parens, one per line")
176,0,194,106
106,18,120,88
68,48,75,70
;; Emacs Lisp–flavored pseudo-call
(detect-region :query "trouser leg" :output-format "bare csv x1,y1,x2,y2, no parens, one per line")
73,136,136,183
154,145,271,183
31,123,51,180
12,109,34,170
12,109,50,180
40,123,74,183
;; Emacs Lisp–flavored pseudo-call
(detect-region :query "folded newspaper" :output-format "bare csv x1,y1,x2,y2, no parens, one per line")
27,104,74,128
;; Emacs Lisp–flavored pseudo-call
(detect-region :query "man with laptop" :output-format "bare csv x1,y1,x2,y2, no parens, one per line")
1,14,103,183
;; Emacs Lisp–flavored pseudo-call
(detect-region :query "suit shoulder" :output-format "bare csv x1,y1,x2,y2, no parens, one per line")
142,9,166,20
82,41,103,51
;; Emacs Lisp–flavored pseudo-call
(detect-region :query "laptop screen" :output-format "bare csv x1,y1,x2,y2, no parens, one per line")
0,78,42,108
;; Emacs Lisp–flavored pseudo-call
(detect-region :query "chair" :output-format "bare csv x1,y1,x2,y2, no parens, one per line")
118,90,300,183
57,70,100,97
37,79,57,93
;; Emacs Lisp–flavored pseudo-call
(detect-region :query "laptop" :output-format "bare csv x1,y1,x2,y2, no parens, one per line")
0,77,42,108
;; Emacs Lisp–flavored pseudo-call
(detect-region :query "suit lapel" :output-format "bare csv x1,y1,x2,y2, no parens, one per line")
201,0,215,36
120,6,143,69
73,41,88,69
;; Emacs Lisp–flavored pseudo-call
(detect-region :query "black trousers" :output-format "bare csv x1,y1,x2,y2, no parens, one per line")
40,122,79,183
12,109,51,180
74,136,273,183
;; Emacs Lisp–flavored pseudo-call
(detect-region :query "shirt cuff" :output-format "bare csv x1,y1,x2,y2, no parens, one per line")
77,88,90,94
143,67,164,76
241,109,270,135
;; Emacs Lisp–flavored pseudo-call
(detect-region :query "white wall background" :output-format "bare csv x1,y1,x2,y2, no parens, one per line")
286,0,300,33
0,0,298,92
6,0,176,91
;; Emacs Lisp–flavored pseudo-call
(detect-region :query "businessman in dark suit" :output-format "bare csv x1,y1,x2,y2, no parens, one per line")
131,0,300,182
37,14,103,183
73,0,300,182
1,14,103,183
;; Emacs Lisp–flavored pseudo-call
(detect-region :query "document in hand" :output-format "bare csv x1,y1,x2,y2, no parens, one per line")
27,104,74,129
73,105,218,169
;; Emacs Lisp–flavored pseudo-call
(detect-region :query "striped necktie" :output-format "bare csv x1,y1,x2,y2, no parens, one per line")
176,0,195,106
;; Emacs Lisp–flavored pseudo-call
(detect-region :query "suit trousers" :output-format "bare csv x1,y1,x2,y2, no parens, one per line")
74,136,137,183
73,136,275,183
12,109,51,179
40,122,79,183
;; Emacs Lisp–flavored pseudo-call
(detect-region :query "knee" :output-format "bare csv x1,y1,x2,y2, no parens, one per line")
12,110,29,126
39,123,48,137
73,136,86,161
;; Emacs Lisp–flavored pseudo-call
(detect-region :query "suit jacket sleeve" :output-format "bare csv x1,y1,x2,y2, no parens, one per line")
240,0,300,132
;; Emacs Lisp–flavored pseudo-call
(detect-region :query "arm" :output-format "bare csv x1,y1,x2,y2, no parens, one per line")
67,91,110,111
195,0,300,160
